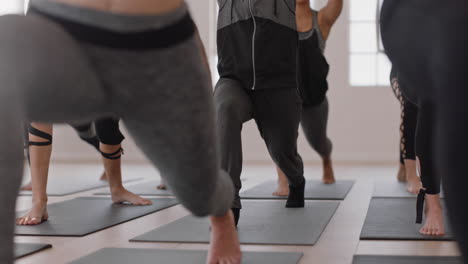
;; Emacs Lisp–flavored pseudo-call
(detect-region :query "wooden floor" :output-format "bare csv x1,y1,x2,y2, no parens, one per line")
15,164,460,264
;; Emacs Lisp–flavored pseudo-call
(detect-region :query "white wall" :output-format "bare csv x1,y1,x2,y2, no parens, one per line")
47,0,400,165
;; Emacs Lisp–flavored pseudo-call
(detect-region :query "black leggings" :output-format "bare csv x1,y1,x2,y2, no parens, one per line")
391,68,417,164
382,0,468,261
391,68,439,196
25,118,125,161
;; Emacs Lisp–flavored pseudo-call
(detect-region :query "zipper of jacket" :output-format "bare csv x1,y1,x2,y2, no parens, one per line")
248,0,257,90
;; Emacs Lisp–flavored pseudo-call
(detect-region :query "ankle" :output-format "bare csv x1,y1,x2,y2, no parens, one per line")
32,198,48,205
210,211,234,229
425,194,443,210
405,172,419,181
110,185,126,194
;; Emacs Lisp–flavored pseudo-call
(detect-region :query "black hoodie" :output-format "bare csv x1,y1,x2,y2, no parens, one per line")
217,0,298,91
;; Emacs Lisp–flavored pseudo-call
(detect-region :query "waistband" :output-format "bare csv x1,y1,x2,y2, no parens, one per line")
28,1,195,50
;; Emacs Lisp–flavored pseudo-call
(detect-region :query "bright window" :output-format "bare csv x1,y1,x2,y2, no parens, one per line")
0,0,24,15
349,0,390,86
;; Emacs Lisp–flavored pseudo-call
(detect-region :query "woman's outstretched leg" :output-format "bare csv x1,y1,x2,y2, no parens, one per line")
109,32,240,262
0,13,108,262
17,123,52,225
415,104,444,236
402,99,422,194
0,95,24,264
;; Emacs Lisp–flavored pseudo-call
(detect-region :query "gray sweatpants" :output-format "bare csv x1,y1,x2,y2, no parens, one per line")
215,78,305,209
0,2,233,262
301,98,333,158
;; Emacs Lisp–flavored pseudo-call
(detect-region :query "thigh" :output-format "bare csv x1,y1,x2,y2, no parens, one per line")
253,89,302,148
214,78,254,123
120,35,234,216
0,14,107,123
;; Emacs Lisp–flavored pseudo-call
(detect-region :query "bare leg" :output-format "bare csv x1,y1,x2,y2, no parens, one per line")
397,162,406,182
322,156,335,184
420,193,445,236
99,171,108,181
404,159,422,194
274,152,334,196
100,143,152,205
272,167,289,196
17,123,52,226
20,181,33,191
207,211,242,264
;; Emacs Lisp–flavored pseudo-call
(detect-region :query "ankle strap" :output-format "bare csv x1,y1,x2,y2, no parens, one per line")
416,189,426,224
100,148,124,160
28,125,52,146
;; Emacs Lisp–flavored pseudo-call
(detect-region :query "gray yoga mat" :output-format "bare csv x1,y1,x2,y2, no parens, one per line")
360,198,454,240
20,175,142,196
15,243,52,259
70,248,303,264
240,180,354,200
16,197,178,237
131,200,339,245
353,255,462,264
94,180,172,196
373,181,444,198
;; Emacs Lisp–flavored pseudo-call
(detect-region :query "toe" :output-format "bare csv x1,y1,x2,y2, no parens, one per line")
27,217,41,225
142,199,153,205
420,227,427,235
16,217,24,225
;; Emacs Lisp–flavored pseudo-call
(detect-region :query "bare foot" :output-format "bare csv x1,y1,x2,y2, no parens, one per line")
419,194,445,236
111,187,153,205
273,167,289,196
16,201,49,225
207,211,242,264
403,159,422,194
406,176,423,194
322,157,336,184
272,183,289,196
397,163,406,182
156,184,167,190
20,181,33,191
100,171,108,181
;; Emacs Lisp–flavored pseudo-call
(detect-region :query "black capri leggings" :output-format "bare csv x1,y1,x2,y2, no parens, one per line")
382,0,468,261
25,117,125,161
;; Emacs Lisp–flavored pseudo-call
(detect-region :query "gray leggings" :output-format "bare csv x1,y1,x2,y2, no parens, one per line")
301,98,333,158
0,2,233,262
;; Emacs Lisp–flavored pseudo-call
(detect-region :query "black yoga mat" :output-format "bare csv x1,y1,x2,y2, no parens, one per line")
94,180,172,196
16,197,178,237
70,248,303,264
360,198,453,241
131,200,339,245
20,175,141,196
352,255,462,264
15,243,52,259
240,180,354,200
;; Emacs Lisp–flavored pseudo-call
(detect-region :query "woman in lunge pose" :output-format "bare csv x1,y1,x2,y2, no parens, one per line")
274,0,342,196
